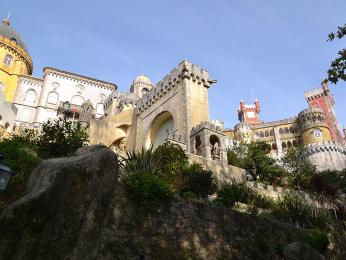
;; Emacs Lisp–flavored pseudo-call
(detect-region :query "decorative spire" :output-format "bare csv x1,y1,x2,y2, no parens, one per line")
2,12,11,26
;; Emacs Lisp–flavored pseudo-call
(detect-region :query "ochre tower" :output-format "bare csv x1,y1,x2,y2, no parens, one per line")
238,99,261,125
304,82,343,144
0,17,32,101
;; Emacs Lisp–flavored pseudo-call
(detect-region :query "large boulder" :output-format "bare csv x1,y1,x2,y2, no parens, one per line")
283,242,325,260
0,146,118,259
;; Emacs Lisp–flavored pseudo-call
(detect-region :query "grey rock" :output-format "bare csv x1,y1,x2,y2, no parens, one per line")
283,241,325,260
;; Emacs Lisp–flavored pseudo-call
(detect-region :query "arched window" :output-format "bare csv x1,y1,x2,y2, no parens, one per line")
272,143,277,150
47,92,58,105
265,130,269,137
96,103,104,115
287,141,292,148
284,127,289,134
282,142,287,149
293,140,298,147
142,88,149,96
279,128,284,135
289,127,294,133
0,82,4,91
24,89,37,105
260,131,264,138
4,54,13,66
71,95,85,106
269,129,274,136
4,122,9,129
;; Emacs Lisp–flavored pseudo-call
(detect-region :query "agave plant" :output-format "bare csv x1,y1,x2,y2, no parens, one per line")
122,146,161,175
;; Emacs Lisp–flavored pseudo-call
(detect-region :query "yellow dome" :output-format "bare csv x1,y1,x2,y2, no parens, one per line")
134,75,152,84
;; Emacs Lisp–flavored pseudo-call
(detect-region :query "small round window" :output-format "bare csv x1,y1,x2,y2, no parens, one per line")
313,128,322,138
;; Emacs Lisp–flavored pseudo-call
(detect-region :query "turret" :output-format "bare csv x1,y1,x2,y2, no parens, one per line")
298,108,332,145
237,99,261,125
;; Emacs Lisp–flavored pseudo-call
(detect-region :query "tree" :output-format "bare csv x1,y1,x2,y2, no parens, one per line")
281,147,316,189
243,142,285,185
327,24,346,84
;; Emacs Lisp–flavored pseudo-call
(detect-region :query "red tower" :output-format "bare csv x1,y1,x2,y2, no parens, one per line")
238,99,261,125
304,82,343,144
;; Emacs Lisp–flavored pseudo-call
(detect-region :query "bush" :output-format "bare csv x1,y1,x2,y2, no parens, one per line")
216,183,274,209
271,192,314,228
35,118,89,158
180,163,217,198
306,229,329,253
123,146,160,175
216,183,245,208
154,142,188,189
123,171,174,209
0,138,39,208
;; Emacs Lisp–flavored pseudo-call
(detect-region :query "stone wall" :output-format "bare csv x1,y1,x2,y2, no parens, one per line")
188,154,246,184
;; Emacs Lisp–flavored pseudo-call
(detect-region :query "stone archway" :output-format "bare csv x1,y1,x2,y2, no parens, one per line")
110,137,126,156
146,111,174,149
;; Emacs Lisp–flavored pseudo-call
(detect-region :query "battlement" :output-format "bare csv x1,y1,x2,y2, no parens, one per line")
43,67,117,91
18,75,43,87
305,141,346,155
191,121,223,135
137,60,215,113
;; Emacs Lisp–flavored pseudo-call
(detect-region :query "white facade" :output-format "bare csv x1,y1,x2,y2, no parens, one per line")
12,67,116,128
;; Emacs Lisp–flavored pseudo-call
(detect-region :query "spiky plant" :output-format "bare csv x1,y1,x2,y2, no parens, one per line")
122,146,161,174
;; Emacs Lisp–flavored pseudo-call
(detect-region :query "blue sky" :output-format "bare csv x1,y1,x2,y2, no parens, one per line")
3,0,346,128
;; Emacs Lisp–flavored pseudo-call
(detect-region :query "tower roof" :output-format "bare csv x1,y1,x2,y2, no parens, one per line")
0,17,28,52
133,75,152,84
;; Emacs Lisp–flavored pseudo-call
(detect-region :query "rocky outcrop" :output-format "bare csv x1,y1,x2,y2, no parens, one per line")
0,146,323,259
283,242,325,260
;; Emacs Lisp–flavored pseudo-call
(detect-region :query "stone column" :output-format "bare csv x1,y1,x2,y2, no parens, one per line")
274,127,282,156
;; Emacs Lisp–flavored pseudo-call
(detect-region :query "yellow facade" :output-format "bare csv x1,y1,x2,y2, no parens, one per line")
301,126,332,145
0,27,33,102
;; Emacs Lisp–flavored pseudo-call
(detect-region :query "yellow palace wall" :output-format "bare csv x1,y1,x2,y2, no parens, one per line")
0,36,32,101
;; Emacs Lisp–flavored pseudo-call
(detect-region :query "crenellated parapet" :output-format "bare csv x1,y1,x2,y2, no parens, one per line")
191,121,223,136
305,141,346,155
43,67,117,91
298,107,327,131
137,60,216,113
18,75,43,88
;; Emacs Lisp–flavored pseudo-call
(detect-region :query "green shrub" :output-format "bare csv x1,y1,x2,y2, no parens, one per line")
36,118,89,158
216,183,244,208
306,229,329,253
181,191,197,200
0,138,39,208
123,147,160,175
154,142,188,189
180,163,217,198
271,192,314,228
123,171,174,209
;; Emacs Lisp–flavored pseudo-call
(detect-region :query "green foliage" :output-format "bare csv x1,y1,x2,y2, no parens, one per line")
154,142,188,188
327,24,346,84
180,163,217,198
216,183,274,209
306,229,329,253
244,142,285,185
227,142,247,168
123,146,160,175
181,191,198,200
123,170,174,209
0,137,39,208
270,192,329,229
36,118,89,158
281,147,316,189
216,184,243,208
228,141,285,185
